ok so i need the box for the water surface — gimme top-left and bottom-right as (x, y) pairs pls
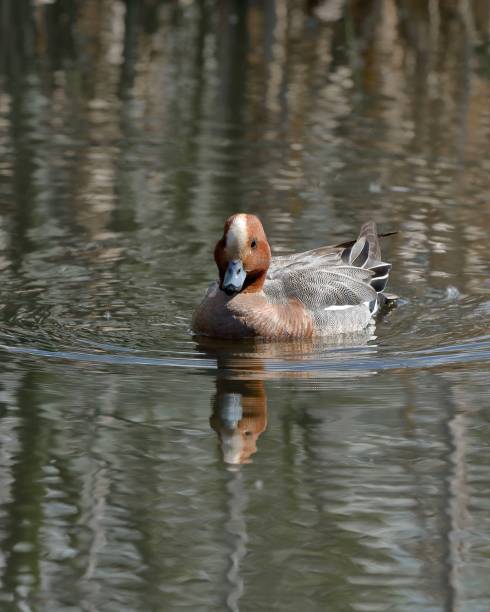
(0, 1), (490, 610)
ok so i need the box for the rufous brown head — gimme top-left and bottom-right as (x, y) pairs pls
(214, 214), (272, 295)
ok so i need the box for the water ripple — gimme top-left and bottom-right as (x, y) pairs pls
(1, 333), (488, 378)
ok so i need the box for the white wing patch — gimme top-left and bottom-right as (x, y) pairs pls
(324, 300), (377, 314)
(323, 304), (356, 311)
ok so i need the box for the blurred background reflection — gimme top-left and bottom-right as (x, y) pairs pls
(0, 1), (490, 611)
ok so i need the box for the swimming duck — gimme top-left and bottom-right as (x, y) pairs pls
(192, 214), (393, 339)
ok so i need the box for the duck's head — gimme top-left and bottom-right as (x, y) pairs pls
(214, 214), (272, 295)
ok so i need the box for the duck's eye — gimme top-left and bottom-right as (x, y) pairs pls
(250, 239), (257, 249)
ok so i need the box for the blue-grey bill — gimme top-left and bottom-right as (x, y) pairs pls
(223, 259), (246, 295)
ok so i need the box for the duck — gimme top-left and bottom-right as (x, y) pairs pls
(192, 214), (394, 339)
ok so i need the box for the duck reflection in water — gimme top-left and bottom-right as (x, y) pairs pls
(197, 330), (377, 465)
(210, 377), (267, 464)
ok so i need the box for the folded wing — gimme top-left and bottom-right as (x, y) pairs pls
(265, 221), (391, 313)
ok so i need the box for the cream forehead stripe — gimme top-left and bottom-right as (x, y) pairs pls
(225, 215), (248, 256)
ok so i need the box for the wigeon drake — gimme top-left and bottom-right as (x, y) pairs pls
(192, 214), (394, 339)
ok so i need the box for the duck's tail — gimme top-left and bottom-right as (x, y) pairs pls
(341, 221), (395, 299)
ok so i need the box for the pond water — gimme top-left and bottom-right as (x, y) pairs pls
(1, 1), (490, 610)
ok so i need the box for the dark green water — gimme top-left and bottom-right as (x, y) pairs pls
(1, 1), (490, 610)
